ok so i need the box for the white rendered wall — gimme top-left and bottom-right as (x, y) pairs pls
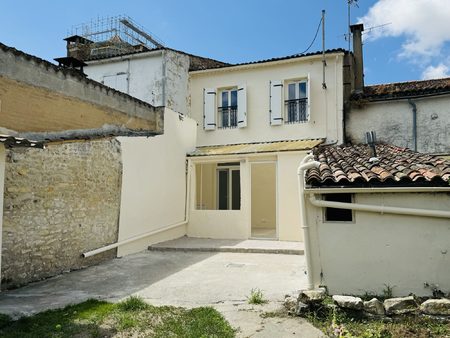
(190, 53), (344, 146)
(277, 152), (306, 241)
(347, 95), (450, 154)
(117, 109), (196, 256)
(307, 192), (450, 296)
(188, 160), (250, 239)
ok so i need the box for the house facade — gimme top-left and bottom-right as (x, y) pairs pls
(187, 50), (347, 241)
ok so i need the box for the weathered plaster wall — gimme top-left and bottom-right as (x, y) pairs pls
(307, 192), (450, 296)
(85, 50), (191, 115)
(346, 95), (450, 154)
(1, 139), (122, 289)
(164, 50), (190, 115)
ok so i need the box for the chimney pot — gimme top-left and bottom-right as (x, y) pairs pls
(350, 23), (364, 93)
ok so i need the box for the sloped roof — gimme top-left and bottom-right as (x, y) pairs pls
(189, 139), (324, 157)
(191, 48), (347, 72)
(306, 143), (450, 187)
(351, 77), (450, 101)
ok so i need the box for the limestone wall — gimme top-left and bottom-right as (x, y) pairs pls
(1, 139), (122, 289)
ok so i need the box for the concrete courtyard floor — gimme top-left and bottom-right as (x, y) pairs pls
(0, 249), (324, 337)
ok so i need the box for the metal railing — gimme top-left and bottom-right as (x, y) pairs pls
(218, 106), (238, 128)
(285, 98), (308, 123)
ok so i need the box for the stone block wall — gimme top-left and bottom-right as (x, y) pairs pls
(1, 139), (122, 289)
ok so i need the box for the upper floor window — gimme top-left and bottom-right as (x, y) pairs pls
(270, 75), (310, 125)
(219, 89), (238, 128)
(203, 85), (247, 130)
(285, 81), (308, 123)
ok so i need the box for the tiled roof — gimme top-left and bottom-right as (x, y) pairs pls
(189, 139), (324, 157)
(306, 143), (450, 187)
(0, 135), (44, 149)
(351, 77), (450, 101)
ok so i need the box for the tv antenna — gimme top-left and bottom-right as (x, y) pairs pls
(346, 0), (359, 51)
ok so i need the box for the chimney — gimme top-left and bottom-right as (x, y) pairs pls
(63, 35), (93, 61)
(350, 23), (364, 93)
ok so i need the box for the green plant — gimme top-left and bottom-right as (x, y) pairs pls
(247, 288), (268, 305)
(116, 295), (149, 312)
(382, 284), (395, 299)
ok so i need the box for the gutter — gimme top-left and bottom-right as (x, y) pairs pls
(297, 154), (321, 290)
(308, 193), (450, 219)
(82, 159), (193, 258)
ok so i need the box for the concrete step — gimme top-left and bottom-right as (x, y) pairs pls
(148, 237), (304, 255)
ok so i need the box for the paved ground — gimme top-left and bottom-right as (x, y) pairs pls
(150, 236), (304, 255)
(0, 249), (324, 337)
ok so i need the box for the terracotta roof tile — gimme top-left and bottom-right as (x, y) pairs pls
(351, 77), (450, 101)
(306, 143), (450, 187)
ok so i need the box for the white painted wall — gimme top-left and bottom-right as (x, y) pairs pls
(347, 95), (450, 154)
(277, 152), (306, 241)
(307, 192), (450, 296)
(85, 50), (191, 115)
(188, 160), (250, 239)
(117, 108), (197, 256)
(0, 144), (5, 289)
(190, 53), (345, 146)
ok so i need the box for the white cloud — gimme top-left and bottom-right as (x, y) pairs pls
(359, 0), (450, 58)
(421, 63), (450, 79)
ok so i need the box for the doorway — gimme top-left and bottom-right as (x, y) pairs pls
(251, 162), (277, 239)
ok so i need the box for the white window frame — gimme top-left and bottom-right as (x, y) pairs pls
(218, 87), (238, 129)
(216, 165), (240, 210)
(284, 78), (309, 124)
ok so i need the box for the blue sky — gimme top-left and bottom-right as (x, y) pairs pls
(1, 0), (449, 85)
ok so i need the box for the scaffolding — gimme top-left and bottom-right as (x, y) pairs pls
(67, 15), (165, 59)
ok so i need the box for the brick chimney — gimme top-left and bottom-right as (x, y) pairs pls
(350, 23), (364, 93)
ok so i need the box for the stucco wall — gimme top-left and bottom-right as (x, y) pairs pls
(251, 163), (276, 229)
(2, 140), (122, 289)
(307, 192), (450, 296)
(277, 152), (305, 241)
(189, 53), (344, 146)
(346, 95), (450, 154)
(85, 50), (191, 115)
(117, 108), (197, 256)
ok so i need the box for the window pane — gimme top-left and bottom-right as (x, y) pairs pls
(288, 83), (296, 100)
(324, 194), (353, 221)
(230, 90), (238, 106)
(299, 82), (307, 99)
(218, 170), (229, 210)
(231, 170), (240, 210)
(222, 91), (228, 107)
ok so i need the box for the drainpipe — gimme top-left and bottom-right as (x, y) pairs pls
(82, 159), (193, 258)
(308, 194), (450, 219)
(297, 154), (321, 290)
(408, 99), (417, 151)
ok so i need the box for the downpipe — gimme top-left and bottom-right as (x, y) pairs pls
(82, 160), (193, 258)
(297, 154), (321, 290)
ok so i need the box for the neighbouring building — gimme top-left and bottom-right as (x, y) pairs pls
(0, 41), (163, 289)
(303, 143), (450, 296)
(345, 23), (450, 155)
(347, 78), (450, 154)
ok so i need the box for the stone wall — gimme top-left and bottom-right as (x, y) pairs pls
(1, 139), (122, 289)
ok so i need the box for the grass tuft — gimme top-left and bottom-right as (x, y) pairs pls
(247, 288), (268, 305)
(116, 295), (149, 312)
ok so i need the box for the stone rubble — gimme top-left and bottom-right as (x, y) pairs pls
(332, 295), (363, 310)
